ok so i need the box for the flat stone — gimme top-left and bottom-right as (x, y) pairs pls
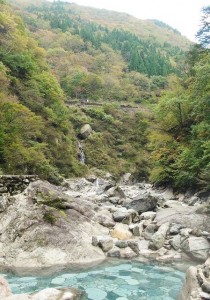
(51, 277), (65, 285)
(86, 287), (107, 300)
(125, 278), (139, 285)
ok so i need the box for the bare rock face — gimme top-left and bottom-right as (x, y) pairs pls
(0, 180), (107, 272)
(155, 206), (210, 232)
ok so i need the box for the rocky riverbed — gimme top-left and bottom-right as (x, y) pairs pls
(0, 174), (210, 299)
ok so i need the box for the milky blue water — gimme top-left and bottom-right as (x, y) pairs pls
(1, 261), (185, 300)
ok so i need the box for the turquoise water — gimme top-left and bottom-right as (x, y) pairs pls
(1, 261), (185, 300)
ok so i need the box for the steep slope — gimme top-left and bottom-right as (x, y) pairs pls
(0, 0), (86, 181)
(8, 0), (191, 78)
(9, 0), (191, 50)
(0, 0), (152, 180)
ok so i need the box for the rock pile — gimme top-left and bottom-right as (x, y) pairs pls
(0, 175), (38, 196)
(0, 174), (210, 300)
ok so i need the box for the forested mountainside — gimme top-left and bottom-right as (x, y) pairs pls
(9, 0), (190, 79)
(0, 0), (209, 190)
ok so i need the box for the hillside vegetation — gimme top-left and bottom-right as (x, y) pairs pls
(0, 0), (209, 190)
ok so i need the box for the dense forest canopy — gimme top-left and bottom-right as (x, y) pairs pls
(0, 0), (209, 191)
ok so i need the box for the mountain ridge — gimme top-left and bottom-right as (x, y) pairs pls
(8, 0), (192, 50)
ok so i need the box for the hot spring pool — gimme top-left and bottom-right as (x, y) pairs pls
(1, 261), (185, 300)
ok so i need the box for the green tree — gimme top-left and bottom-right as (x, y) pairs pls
(196, 6), (210, 48)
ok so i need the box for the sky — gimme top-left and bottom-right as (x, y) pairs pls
(69, 0), (209, 42)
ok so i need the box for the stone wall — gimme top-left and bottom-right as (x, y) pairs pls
(0, 175), (39, 195)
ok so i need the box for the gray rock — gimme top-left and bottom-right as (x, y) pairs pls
(96, 215), (115, 228)
(149, 222), (170, 250)
(80, 124), (92, 139)
(92, 236), (100, 246)
(112, 208), (137, 225)
(185, 196), (200, 206)
(140, 211), (156, 220)
(155, 206), (210, 232)
(120, 247), (138, 259)
(0, 180), (109, 270)
(138, 239), (150, 251)
(200, 292), (210, 300)
(115, 240), (128, 248)
(107, 247), (121, 258)
(109, 197), (120, 204)
(143, 223), (158, 240)
(112, 209), (130, 222)
(127, 240), (139, 254)
(163, 200), (183, 208)
(181, 237), (210, 261)
(171, 234), (181, 250)
(106, 186), (125, 199)
(180, 228), (192, 237)
(119, 173), (134, 185)
(98, 237), (114, 252)
(129, 224), (140, 236)
(126, 193), (158, 213)
(0, 195), (9, 212)
(169, 223), (183, 234)
(202, 282), (210, 293)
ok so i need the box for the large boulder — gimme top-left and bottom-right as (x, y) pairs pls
(155, 206), (210, 232)
(80, 124), (92, 139)
(177, 266), (201, 300)
(149, 222), (170, 250)
(112, 208), (137, 224)
(0, 181), (108, 272)
(126, 193), (158, 213)
(110, 224), (133, 240)
(181, 237), (210, 261)
(112, 208), (130, 222)
(0, 276), (11, 298)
